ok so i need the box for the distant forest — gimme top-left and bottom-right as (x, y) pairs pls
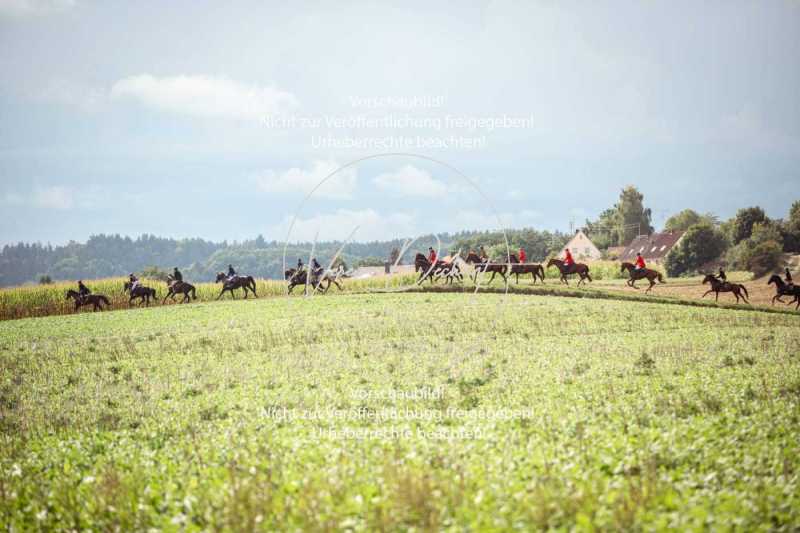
(0, 229), (570, 287)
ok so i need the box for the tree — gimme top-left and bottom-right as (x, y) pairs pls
(664, 209), (718, 232)
(783, 200), (800, 252)
(727, 221), (784, 276)
(664, 223), (728, 276)
(585, 186), (653, 248)
(729, 207), (768, 245)
(389, 247), (401, 265)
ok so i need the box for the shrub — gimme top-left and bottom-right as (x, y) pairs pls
(664, 223), (728, 276)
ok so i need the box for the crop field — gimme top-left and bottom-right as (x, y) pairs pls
(1, 291), (799, 530)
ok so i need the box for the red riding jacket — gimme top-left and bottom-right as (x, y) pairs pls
(635, 255), (646, 269)
(563, 250), (574, 266)
(518, 249), (526, 263)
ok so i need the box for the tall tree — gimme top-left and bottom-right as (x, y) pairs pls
(585, 186), (653, 247)
(729, 206), (768, 245)
(664, 209), (718, 232)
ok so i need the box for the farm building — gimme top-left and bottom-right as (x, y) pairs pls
(563, 229), (602, 260)
(619, 230), (685, 264)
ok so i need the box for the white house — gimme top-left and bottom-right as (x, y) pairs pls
(563, 229), (602, 260)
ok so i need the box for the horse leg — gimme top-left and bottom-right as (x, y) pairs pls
(646, 279), (655, 293)
(487, 271), (497, 284)
(701, 290), (713, 299)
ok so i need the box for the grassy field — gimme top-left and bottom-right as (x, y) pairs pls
(1, 291), (799, 530)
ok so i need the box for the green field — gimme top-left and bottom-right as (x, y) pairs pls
(2, 292), (799, 530)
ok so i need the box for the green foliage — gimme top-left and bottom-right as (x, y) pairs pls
(663, 209), (718, 231)
(586, 186), (653, 247)
(729, 206), (768, 245)
(1, 293), (799, 530)
(355, 256), (386, 267)
(726, 222), (784, 276)
(140, 265), (170, 282)
(782, 200), (800, 252)
(664, 223), (728, 276)
(38, 275), (52, 285)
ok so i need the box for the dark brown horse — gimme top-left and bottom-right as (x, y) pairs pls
(215, 272), (257, 299)
(413, 253), (462, 284)
(620, 262), (665, 293)
(163, 276), (197, 303)
(546, 258), (592, 286)
(123, 281), (157, 306)
(508, 253), (545, 284)
(66, 289), (110, 311)
(465, 251), (507, 284)
(767, 274), (800, 309)
(285, 268), (342, 294)
(701, 274), (749, 304)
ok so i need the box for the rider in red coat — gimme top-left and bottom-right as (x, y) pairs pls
(635, 253), (646, 270)
(428, 247), (437, 264)
(563, 248), (574, 267)
(518, 247), (526, 263)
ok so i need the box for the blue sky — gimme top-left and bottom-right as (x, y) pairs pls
(1, 0), (798, 245)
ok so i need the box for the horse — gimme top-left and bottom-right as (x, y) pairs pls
(620, 262), (665, 293)
(215, 272), (258, 300)
(767, 274), (800, 309)
(414, 253), (463, 284)
(546, 258), (592, 286)
(464, 251), (507, 284)
(65, 289), (110, 312)
(123, 281), (157, 306)
(508, 253), (545, 285)
(701, 274), (749, 304)
(163, 275), (197, 304)
(285, 268), (343, 294)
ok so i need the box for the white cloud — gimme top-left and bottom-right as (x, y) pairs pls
(271, 208), (418, 242)
(372, 165), (449, 198)
(0, 0), (75, 17)
(450, 209), (542, 232)
(255, 160), (357, 199)
(110, 74), (298, 121)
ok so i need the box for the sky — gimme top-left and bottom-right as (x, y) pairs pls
(1, 0), (798, 245)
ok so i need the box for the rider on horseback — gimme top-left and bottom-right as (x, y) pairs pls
(786, 267), (794, 288)
(227, 264), (236, 279)
(77, 280), (91, 297)
(518, 247), (527, 264)
(717, 267), (727, 284)
(129, 273), (139, 290)
(297, 258), (304, 271)
(635, 253), (646, 271)
(311, 258), (323, 277)
(428, 247), (437, 264)
(479, 246), (488, 261)
(563, 249), (574, 268)
(172, 267), (183, 283)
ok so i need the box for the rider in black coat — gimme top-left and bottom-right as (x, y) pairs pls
(228, 264), (236, 278)
(173, 267), (183, 283)
(77, 280), (91, 296)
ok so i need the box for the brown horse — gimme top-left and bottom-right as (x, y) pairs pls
(702, 274), (749, 304)
(546, 258), (592, 286)
(66, 289), (110, 311)
(163, 276), (197, 303)
(215, 272), (257, 299)
(465, 251), (507, 284)
(414, 253), (462, 284)
(508, 253), (545, 284)
(620, 262), (665, 293)
(123, 281), (157, 306)
(767, 274), (800, 309)
(285, 268), (342, 294)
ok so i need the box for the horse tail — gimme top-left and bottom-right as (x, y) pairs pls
(191, 286), (197, 300)
(584, 265), (592, 282)
(657, 272), (665, 283)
